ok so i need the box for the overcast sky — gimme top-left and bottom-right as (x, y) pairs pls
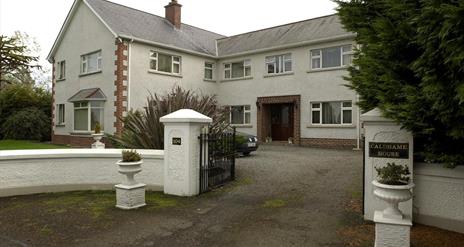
(0, 0), (338, 69)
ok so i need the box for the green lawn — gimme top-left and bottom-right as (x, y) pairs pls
(0, 140), (68, 150)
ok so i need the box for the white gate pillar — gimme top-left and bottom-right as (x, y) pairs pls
(160, 109), (212, 196)
(362, 108), (414, 220)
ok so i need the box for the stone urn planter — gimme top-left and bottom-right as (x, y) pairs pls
(115, 150), (146, 209)
(372, 180), (414, 219)
(91, 122), (105, 149)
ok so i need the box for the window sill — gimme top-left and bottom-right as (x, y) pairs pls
(148, 70), (183, 78)
(203, 79), (216, 83)
(307, 67), (348, 73)
(79, 70), (102, 77)
(263, 72), (294, 78)
(55, 124), (66, 127)
(56, 78), (66, 82)
(230, 124), (253, 128)
(306, 124), (356, 128)
(221, 76), (253, 82)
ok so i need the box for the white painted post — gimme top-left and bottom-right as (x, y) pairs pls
(160, 109), (212, 196)
(362, 108), (414, 247)
(362, 108), (414, 220)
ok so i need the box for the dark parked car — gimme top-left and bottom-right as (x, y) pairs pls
(235, 132), (259, 156)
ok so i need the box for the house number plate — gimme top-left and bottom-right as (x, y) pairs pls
(172, 137), (182, 145)
(368, 142), (409, 159)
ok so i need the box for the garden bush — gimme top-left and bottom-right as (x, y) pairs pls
(1, 107), (50, 141)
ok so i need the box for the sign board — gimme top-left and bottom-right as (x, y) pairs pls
(369, 142), (409, 159)
(172, 137), (182, 145)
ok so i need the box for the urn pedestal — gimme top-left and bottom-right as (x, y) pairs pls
(91, 133), (105, 149)
(115, 160), (146, 209)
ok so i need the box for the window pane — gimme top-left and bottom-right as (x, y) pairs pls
(225, 70), (231, 78)
(231, 106), (244, 124)
(150, 51), (157, 58)
(158, 54), (172, 73)
(312, 58), (321, 69)
(267, 63), (275, 74)
(74, 109), (88, 131)
(342, 45), (352, 52)
(205, 69), (213, 79)
(91, 108), (103, 131)
(322, 47), (341, 68)
(311, 50), (321, 56)
(224, 64), (231, 69)
(275, 57), (281, 73)
(244, 67), (251, 77)
(343, 110), (352, 124)
(343, 54), (352, 66)
(205, 62), (213, 69)
(312, 111), (320, 124)
(245, 112), (250, 124)
(244, 105), (250, 111)
(173, 56), (180, 62)
(150, 59), (157, 70)
(284, 60), (292, 72)
(312, 103), (320, 109)
(322, 102), (341, 124)
(87, 53), (99, 72)
(173, 63), (180, 74)
(91, 101), (103, 107)
(342, 101), (352, 107)
(232, 62), (244, 78)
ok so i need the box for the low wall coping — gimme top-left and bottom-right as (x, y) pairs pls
(0, 149), (164, 161)
(415, 162), (464, 179)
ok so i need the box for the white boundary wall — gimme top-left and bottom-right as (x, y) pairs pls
(0, 149), (164, 197)
(414, 162), (464, 233)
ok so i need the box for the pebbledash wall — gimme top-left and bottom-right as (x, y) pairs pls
(0, 149), (164, 197)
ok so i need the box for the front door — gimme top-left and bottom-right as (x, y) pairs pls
(270, 104), (294, 141)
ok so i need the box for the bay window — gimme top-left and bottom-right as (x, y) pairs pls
(228, 105), (251, 125)
(266, 54), (292, 74)
(73, 101), (104, 132)
(81, 51), (102, 74)
(149, 51), (181, 75)
(310, 45), (353, 70)
(311, 101), (352, 125)
(224, 60), (251, 79)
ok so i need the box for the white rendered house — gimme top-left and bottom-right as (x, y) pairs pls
(48, 0), (359, 148)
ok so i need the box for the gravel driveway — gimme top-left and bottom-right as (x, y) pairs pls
(0, 145), (363, 247)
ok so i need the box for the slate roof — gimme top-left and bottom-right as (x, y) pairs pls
(68, 88), (107, 102)
(217, 14), (354, 57)
(86, 0), (225, 56)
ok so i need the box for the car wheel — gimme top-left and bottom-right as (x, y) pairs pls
(243, 152), (251, 156)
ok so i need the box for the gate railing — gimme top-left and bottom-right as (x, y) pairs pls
(199, 127), (236, 193)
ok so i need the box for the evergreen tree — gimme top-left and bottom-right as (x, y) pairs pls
(336, 0), (464, 167)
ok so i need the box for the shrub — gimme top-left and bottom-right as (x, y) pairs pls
(108, 86), (229, 149)
(336, 0), (464, 167)
(121, 150), (142, 162)
(0, 84), (51, 140)
(1, 107), (50, 141)
(375, 163), (410, 185)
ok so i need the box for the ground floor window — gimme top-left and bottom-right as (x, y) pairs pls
(73, 101), (104, 131)
(228, 105), (251, 125)
(311, 101), (352, 125)
(56, 104), (65, 125)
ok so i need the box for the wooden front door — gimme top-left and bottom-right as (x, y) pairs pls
(270, 104), (294, 141)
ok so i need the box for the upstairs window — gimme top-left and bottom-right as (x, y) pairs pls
(204, 62), (214, 80)
(81, 51), (102, 74)
(150, 51), (181, 75)
(228, 105), (251, 125)
(57, 61), (66, 80)
(310, 45), (353, 70)
(265, 54), (292, 74)
(311, 101), (352, 125)
(224, 60), (251, 79)
(56, 104), (65, 125)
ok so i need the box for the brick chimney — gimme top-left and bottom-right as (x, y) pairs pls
(165, 0), (182, 29)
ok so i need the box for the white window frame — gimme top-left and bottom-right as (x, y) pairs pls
(228, 105), (251, 125)
(57, 61), (66, 80)
(310, 101), (353, 125)
(56, 104), (65, 125)
(149, 51), (182, 75)
(73, 101), (104, 132)
(265, 53), (292, 74)
(310, 45), (353, 70)
(223, 59), (252, 79)
(80, 50), (102, 75)
(204, 62), (214, 80)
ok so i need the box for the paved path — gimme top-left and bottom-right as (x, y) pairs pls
(100, 145), (362, 247)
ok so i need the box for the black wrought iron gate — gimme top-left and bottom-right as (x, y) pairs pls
(199, 127), (236, 193)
